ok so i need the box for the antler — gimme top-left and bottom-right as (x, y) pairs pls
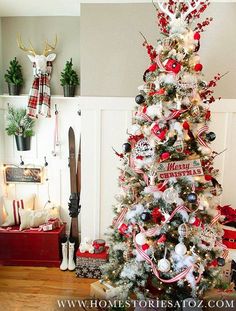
(157, 0), (175, 21)
(43, 35), (57, 56)
(17, 35), (36, 56)
(182, 0), (201, 20)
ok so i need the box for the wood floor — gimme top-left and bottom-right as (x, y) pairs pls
(0, 266), (95, 311)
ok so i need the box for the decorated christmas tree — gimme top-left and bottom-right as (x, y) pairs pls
(101, 0), (229, 305)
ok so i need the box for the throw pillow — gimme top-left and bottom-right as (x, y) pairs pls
(2, 195), (35, 227)
(19, 208), (48, 231)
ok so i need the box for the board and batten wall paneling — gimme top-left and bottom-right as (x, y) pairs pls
(80, 3), (236, 98)
(79, 97), (236, 241)
(0, 96), (81, 232)
(1, 16), (80, 96)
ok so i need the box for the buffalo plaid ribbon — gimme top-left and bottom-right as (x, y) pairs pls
(27, 62), (52, 118)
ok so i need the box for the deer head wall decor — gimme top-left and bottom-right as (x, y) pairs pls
(17, 35), (57, 118)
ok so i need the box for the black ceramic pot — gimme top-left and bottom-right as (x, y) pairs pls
(15, 136), (31, 151)
(63, 85), (76, 97)
(8, 84), (21, 96)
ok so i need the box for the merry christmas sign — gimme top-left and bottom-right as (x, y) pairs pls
(157, 159), (203, 180)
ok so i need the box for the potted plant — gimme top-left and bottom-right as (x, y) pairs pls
(60, 58), (79, 97)
(4, 57), (24, 95)
(5, 106), (35, 151)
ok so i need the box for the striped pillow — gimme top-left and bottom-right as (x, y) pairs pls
(2, 196), (35, 227)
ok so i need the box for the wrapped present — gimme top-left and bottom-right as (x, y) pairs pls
(39, 218), (61, 231)
(76, 247), (109, 278)
(93, 239), (105, 254)
(90, 280), (115, 300)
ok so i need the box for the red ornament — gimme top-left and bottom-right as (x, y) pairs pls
(142, 244), (150, 251)
(157, 88), (165, 95)
(164, 59), (181, 74)
(189, 216), (201, 227)
(149, 63), (157, 72)
(151, 123), (167, 141)
(194, 63), (203, 72)
(209, 259), (218, 267)
(205, 175), (212, 181)
(152, 208), (165, 224)
(183, 121), (190, 130)
(157, 182), (167, 192)
(118, 223), (128, 235)
(160, 152), (170, 161)
(205, 110), (211, 121)
(194, 32), (201, 40)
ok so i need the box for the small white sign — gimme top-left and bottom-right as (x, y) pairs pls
(157, 159), (203, 180)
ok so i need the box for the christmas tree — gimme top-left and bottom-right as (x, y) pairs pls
(101, 0), (228, 305)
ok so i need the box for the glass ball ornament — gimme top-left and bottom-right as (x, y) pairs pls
(187, 192), (197, 203)
(175, 243), (187, 256)
(140, 212), (151, 222)
(163, 187), (179, 204)
(135, 94), (145, 105)
(206, 132), (216, 142)
(158, 258), (171, 272)
(135, 233), (147, 245)
(217, 257), (225, 267)
(122, 142), (131, 153)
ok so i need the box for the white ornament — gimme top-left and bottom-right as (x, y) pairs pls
(178, 223), (188, 238)
(135, 233), (147, 246)
(198, 146), (212, 156)
(163, 187), (179, 204)
(158, 258), (171, 272)
(175, 243), (187, 256)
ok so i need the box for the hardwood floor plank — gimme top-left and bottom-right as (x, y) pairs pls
(0, 266), (96, 311)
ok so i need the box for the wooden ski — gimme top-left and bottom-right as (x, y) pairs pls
(68, 127), (80, 251)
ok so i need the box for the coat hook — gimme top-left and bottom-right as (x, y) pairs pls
(44, 156), (48, 167)
(20, 155), (24, 166)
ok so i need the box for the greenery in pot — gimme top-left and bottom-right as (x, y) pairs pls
(4, 57), (24, 91)
(6, 106), (35, 138)
(60, 58), (79, 97)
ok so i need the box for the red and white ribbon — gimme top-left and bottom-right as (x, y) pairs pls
(133, 231), (194, 283)
(197, 125), (209, 148)
(215, 240), (229, 259)
(112, 207), (129, 228)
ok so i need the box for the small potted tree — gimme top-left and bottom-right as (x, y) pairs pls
(5, 106), (35, 151)
(60, 58), (79, 97)
(4, 57), (24, 95)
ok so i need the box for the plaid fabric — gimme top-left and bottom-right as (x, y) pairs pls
(27, 62), (52, 118)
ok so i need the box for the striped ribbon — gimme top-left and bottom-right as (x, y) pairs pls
(215, 240), (229, 259)
(136, 111), (153, 122)
(133, 231), (194, 283)
(130, 156), (149, 185)
(210, 212), (221, 225)
(197, 125), (209, 148)
(156, 54), (166, 71)
(112, 207), (129, 228)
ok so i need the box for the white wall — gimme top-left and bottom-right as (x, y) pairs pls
(0, 95), (81, 232)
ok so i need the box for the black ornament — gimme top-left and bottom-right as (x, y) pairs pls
(122, 143), (131, 153)
(217, 257), (225, 267)
(206, 132), (216, 142)
(187, 193), (197, 203)
(140, 212), (151, 222)
(135, 94), (145, 105)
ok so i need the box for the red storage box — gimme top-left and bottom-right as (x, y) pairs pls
(0, 224), (66, 267)
(76, 247), (109, 278)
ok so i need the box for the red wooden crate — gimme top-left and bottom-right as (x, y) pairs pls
(0, 224), (66, 267)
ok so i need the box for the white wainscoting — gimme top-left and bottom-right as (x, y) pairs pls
(0, 96), (236, 241)
(78, 97), (236, 241)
